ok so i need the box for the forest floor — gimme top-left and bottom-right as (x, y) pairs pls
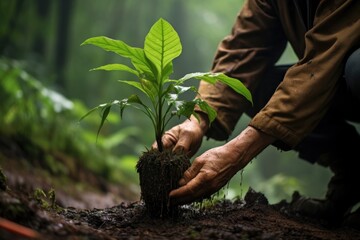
(1, 143), (360, 240)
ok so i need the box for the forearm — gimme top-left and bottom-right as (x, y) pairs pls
(226, 126), (276, 170)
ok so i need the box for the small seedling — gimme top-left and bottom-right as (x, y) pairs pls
(81, 18), (252, 217)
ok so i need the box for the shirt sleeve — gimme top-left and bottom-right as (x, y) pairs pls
(249, 0), (360, 147)
(197, 0), (287, 140)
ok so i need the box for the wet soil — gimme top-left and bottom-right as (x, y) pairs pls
(136, 149), (190, 218)
(1, 150), (360, 239)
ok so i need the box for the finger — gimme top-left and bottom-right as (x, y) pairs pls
(162, 131), (178, 149)
(151, 141), (158, 149)
(170, 173), (210, 205)
(173, 136), (191, 154)
(169, 184), (196, 205)
(179, 158), (204, 186)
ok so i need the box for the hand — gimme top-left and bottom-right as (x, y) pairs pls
(169, 144), (243, 205)
(169, 126), (276, 205)
(152, 113), (209, 157)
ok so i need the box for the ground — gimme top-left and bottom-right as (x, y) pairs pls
(1, 148), (360, 239)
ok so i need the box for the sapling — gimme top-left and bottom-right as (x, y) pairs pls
(81, 18), (252, 217)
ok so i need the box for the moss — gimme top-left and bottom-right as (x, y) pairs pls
(33, 188), (63, 212)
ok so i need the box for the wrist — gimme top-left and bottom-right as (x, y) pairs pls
(229, 126), (275, 164)
(191, 111), (210, 135)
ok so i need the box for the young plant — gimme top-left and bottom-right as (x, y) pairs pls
(81, 18), (252, 217)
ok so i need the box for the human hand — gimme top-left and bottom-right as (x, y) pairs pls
(169, 143), (245, 205)
(169, 126), (275, 205)
(152, 113), (209, 157)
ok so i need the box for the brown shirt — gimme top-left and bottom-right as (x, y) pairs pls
(198, 0), (360, 148)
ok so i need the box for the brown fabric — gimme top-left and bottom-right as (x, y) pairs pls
(198, 0), (360, 148)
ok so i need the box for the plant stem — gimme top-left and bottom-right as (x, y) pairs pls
(156, 80), (164, 152)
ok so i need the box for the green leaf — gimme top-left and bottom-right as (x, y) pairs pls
(79, 105), (101, 122)
(91, 64), (139, 77)
(175, 101), (196, 119)
(144, 18), (182, 81)
(211, 73), (252, 104)
(172, 99), (217, 123)
(194, 99), (217, 123)
(118, 80), (149, 97)
(119, 95), (153, 122)
(79, 100), (121, 140)
(173, 85), (198, 94)
(140, 78), (157, 101)
(162, 62), (174, 81)
(179, 72), (216, 83)
(180, 72), (253, 104)
(81, 36), (154, 79)
(98, 105), (111, 138)
(127, 94), (143, 104)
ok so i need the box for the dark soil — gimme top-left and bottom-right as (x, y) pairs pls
(136, 148), (190, 218)
(1, 146), (360, 239)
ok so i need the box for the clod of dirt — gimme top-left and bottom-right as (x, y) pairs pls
(136, 148), (190, 218)
(244, 187), (269, 205)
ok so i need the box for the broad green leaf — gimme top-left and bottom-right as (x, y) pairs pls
(140, 78), (158, 102)
(162, 62), (174, 81)
(144, 18), (182, 80)
(180, 72), (253, 104)
(173, 85), (198, 94)
(91, 64), (139, 77)
(206, 73), (252, 104)
(179, 72), (216, 83)
(163, 84), (197, 100)
(194, 98), (217, 123)
(81, 36), (154, 79)
(175, 101), (196, 119)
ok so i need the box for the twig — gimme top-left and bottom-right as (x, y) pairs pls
(0, 217), (40, 239)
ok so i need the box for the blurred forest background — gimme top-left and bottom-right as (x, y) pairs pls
(2, 0), (351, 204)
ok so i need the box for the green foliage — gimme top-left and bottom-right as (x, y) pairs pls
(0, 58), (73, 150)
(0, 58), (139, 184)
(81, 18), (252, 151)
(255, 174), (304, 203)
(33, 188), (62, 212)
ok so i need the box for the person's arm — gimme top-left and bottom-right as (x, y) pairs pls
(169, 126), (275, 205)
(197, 0), (287, 141)
(250, 0), (360, 148)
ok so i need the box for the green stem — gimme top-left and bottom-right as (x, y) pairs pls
(155, 77), (164, 152)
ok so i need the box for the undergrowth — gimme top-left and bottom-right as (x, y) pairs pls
(0, 58), (138, 184)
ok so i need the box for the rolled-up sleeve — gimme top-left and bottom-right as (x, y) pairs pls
(250, 0), (360, 147)
(197, 0), (287, 140)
